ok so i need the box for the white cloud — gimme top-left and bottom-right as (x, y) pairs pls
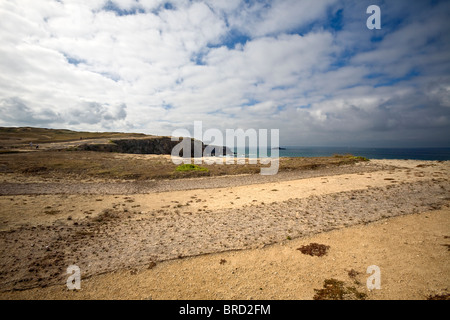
(227, 0), (337, 37)
(0, 0), (449, 147)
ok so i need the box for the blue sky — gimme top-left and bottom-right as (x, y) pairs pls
(0, 0), (449, 147)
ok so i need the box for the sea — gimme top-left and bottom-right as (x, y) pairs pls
(233, 146), (450, 161)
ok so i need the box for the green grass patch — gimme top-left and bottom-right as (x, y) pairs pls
(351, 156), (370, 161)
(175, 164), (209, 172)
(333, 154), (369, 162)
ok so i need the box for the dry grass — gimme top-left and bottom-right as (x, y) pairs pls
(0, 150), (366, 181)
(0, 126), (368, 180)
(0, 126), (146, 146)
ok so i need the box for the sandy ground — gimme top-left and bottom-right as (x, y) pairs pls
(2, 208), (448, 300)
(0, 159), (449, 299)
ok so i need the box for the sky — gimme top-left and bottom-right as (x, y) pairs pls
(0, 0), (449, 148)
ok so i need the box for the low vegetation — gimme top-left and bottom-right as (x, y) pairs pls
(351, 156), (370, 161)
(175, 164), (209, 172)
(0, 126), (146, 146)
(0, 127), (370, 181)
(0, 151), (369, 181)
(297, 243), (330, 257)
(313, 278), (367, 300)
(427, 293), (450, 300)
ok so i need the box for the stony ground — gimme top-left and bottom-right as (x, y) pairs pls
(0, 159), (448, 299)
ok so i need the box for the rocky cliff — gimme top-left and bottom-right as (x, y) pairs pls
(76, 137), (232, 157)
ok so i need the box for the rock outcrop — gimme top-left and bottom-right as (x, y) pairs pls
(76, 137), (232, 157)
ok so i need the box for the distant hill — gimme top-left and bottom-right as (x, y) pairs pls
(0, 126), (148, 145)
(0, 126), (233, 156)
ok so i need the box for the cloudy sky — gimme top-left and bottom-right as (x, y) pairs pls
(1, 0), (449, 147)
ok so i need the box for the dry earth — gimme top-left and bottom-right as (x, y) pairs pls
(0, 159), (449, 299)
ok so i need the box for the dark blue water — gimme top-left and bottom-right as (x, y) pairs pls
(234, 146), (450, 161)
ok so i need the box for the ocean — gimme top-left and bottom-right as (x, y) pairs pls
(233, 146), (450, 161)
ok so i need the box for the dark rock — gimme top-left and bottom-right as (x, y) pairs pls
(75, 137), (233, 157)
